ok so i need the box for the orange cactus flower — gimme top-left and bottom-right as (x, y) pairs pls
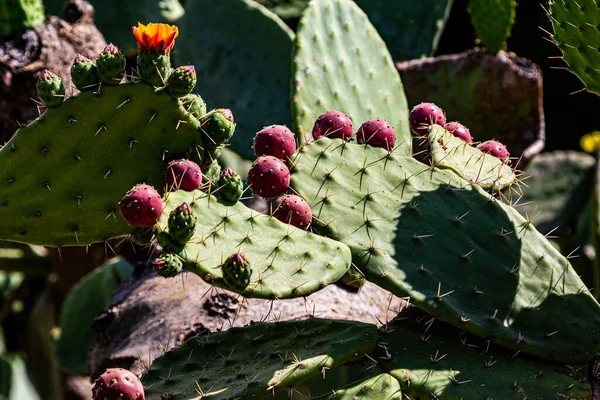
(132, 22), (179, 53)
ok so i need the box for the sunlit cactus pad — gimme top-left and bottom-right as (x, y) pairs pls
(377, 309), (591, 399)
(428, 125), (516, 191)
(0, 83), (203, 246)
(290, 138), (600, 365)
(291, 0), (411, 154)
(142, 318), (378, 399)
(314, 373), (401, 399)
(155, 190), (352, 299)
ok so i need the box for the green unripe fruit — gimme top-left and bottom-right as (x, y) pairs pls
(203, 162), (222, 185)
(137, 51), (171, 87)
(152, 253), (183, 278)
(96, 43), (125, 86)
(217, 167), (243, 203)
(167, 65), (197, 98)
(167, 202), (196, 245)
(181, 94), (207, 120)
(221, 253), (252, 291)
(70, 54), (99, 91)
(199, 108), (236, 148)
(36, 69), (65, 107)
(130, 226), (154, 246)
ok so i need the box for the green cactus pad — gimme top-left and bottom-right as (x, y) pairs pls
(45, 0), (184, 56)
(377, 309), (591, 399)
(142, 318), (378, 399)
(155, 189), (351, 299)
(314, 373), (401, 399)
(0, 82), (204, 247)
(290, 138), (600, 365)
(55, 257), (132, 374)
(175, 0), (294, 160)
(354, 0), (453, 61)
(0, 0), (45, 36)
(428, 125), (516, 191)
(468, 0), (516, 53)
(548, 0), (600, 95)
(516, 150), (595, 235)
(291, 0), (411, 155)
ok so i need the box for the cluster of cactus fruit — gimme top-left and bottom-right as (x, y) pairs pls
(3, 6), (600, 398)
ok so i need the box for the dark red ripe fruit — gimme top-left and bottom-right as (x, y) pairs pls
(165, 159), (202, 190)
(444, 121), (472, 144)
(92, 368), (145, 400)
(409, 102), (446, 136)
(312, 110), (354, 140)
(119, 184), (163, 228)
(273, 194), (312, 229)
(356, 118), (396, 150)
(253, 125), (297, 160)
(247, 156), (290, 199)
(477, 140), (510, 163)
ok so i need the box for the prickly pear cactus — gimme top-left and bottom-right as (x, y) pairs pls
(377, 309), (591, 399)
(154, 189), (351, 299)
(0, 0), (45, 36)
(428, 125), (516, 191)
(468, 0), (517, 53)
(290, 138), (600, 365)
(0, 48), (205, 246)
(142, 318), (378, 399)
(548, 0), (600, 95)
(316, 373), (401, 399)
(291, 0), (411, 155)
(175, 0), (294, 160)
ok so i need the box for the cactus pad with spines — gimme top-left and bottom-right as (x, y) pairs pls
(377, 309), (591, 399)
(428, 125), (516, 191)
(142, 318), (378, 399)
(176, 0), (294, 160)
(468, 0), (517, 53)
(291, 0), (411, 154)
(314, 373), (401, 399)
(548, 0), (600, 95)
(0, 82), (204, 246)
(155, 189), (351, 299)
(290, 138), (600, 365)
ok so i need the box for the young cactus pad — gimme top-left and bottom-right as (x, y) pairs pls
(428, 125), (516, 191)
(314, 373), (402, 399)
(377, 309), (591, 399)
(154, 190), (351, 299)
(468, 0), (517, 53)
(291, 0), (411, 154)
(142, 318), (378, 399)
(548, 0), (600, 95)
(0, 81), (204, 246)
(290, 138), (600, 365)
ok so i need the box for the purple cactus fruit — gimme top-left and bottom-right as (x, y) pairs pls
(312, 110), (354, 141)
(253, 125), (297, 160)
(273, 194), (312, 229)
(444, 121), (472, 144)
(118, 184), (163, 228)
(477, 140), (510, 164)
(220, 108), (234, 122)
(247, 155), (290, 199)
(165, 159), (203, 191)
(409, 102), (446, 136)
(356, 118), (396, 150)
(92, 368), (145, 400)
